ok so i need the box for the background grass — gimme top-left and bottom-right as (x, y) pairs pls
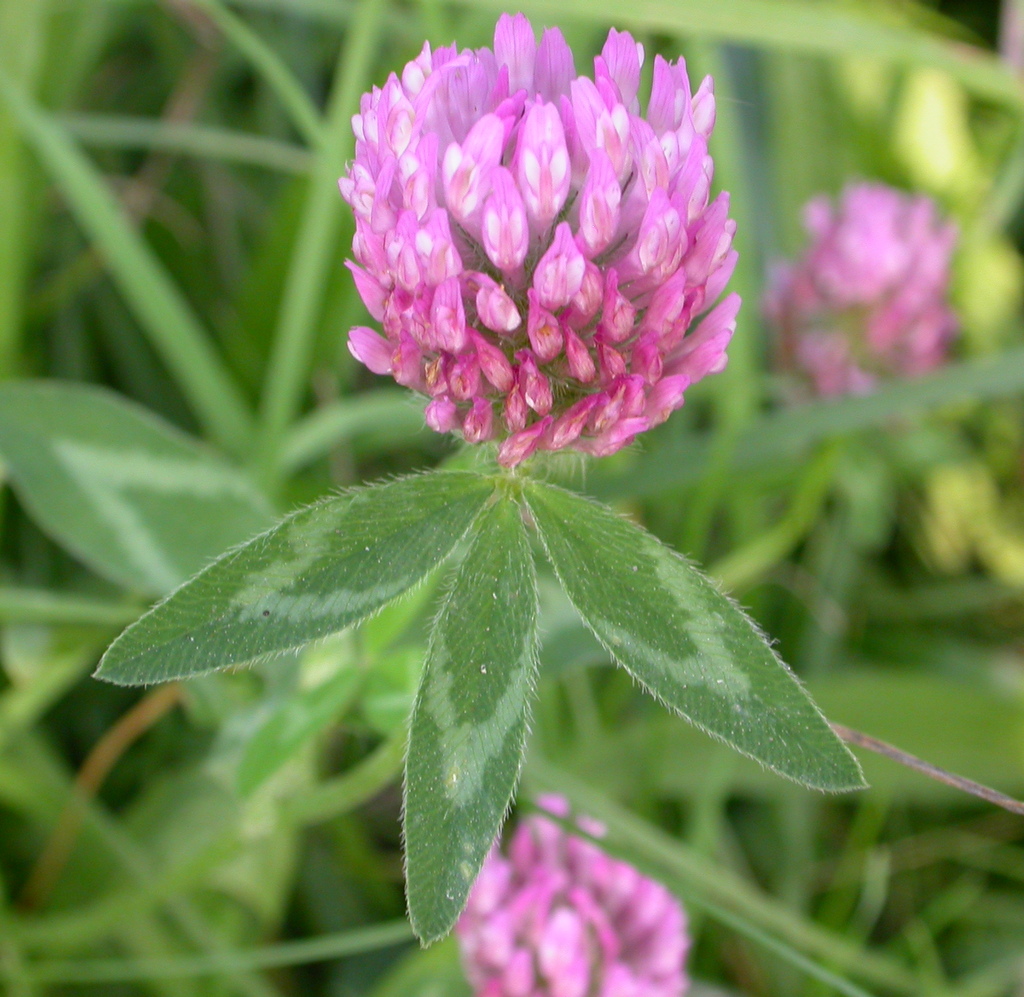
(2, 0), (1024, 994)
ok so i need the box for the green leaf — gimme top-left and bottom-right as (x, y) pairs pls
(96, 472), (494, 685)
(236, 642), (363, 797)
(363, 646), (424, 736)
(524, 482), (864, 792)
(0, 381), (272, 595)
(404, 493), (538, 943)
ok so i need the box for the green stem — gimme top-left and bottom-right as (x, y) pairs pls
(694, 893), (876, 997)
(955, 951), (1024, 997)
(0, 647), (100, 755)
(280, 388), (426, 473)
(255, 0), (387, 488)
(677, 42), (762, 559)
(0, 587), (140, 626)
(11, 736), (280, 997)
(806, 796), (893, 997)
(222, 0), (355, 26)
(797, 494), (859, 675)
(11, 921), (412, 986)
(0, 0), (49, 381)
(681, 751), (736, 938)
(985, 123), (1024, 231)
(15, 833), (240, 951)
(709, 443), (839, 590)
(61, 114), (311, 174)
(562, 669), (601, 745)
(189, 0), (325, 148)
(285, 733), (406, 825)
(0, 867), (35, 997)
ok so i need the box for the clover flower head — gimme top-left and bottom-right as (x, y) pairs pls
(766, 182), (958, 397)
(339, 13), (739, 465)
(456, 795), (690, 997)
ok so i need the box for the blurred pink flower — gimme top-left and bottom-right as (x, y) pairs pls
(766, 182), (958, 397)
(339, 14), (738, 465)
(456, 795), (690, 997)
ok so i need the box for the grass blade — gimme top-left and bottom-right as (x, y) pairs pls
(405, 494), (539, 942)
(0, 589), (140, 627)
(61, 114), (311, 174)
(256, 0), (388, 484)
(0, 69), (255, 457)
(189, 0), (325, 148)
(10, 922), (412, 985)
(280, 388), (427, 472)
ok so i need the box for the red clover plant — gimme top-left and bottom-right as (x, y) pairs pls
(96, 16), (864, 945)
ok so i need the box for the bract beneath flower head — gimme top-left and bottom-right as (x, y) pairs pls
(340, 13), (739, 465)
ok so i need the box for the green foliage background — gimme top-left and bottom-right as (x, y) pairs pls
(3, 0), (1024, 993)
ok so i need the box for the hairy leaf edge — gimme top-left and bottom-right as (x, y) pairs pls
(95, 470), (495, 685)
(523, 481), (866, 794)
(402, 490), (541, 943)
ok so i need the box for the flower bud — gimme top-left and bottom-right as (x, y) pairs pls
(526, 291), (564, 363)
(533, 222), (586, 309)
(482, 167), (530, 273)
(475, 276), (521, 335)
(443, 114), (506, 222)
(348, 326), (392, 375)
(515, 102), (571, 228)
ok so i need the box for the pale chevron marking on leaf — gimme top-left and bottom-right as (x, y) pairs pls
(96, 472), (497, 685)
(233, 581), (417, 624)
(596, 613), (752, 698)
(524, 480), (863, 792)
(226, 491), (416, 617)
(423, 630), (533, 806)
(404, 493), (539, 942)
(649, 552), (753, 695)
(54, 439), (267, 591)
(532, 488), (752, 696)
(54, 440), (262, 498)
(55, 442), (183, 591)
